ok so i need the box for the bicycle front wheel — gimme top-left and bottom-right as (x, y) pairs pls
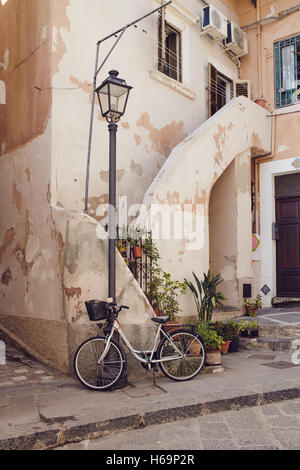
(158, 329), (205, 381)
(74, 336), (126, 391)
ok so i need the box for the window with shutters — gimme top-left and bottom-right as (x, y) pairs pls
(274, 34), (300, 108)
(208, 63), (233, 117)
(158, 14), (182, 83)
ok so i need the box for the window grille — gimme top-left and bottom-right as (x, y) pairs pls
(158, 13), (182, 83)
(274, 34), (300, 108)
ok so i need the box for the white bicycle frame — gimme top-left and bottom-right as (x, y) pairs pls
(97, 319), (192, 367)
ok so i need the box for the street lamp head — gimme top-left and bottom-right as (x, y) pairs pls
(96, 70), (132, 123)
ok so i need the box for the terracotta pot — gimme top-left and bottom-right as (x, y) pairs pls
(205, 347), (221, 365)
(246, 306), (258, 317)
(188, 341), (202, 356)
(255, 98), (267, 108)
(221, 341), (231, 355)
(162, 322), (184, 335)
(132, 246), (143, 259)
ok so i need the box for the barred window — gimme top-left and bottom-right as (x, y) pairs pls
(274, 34), (300, 108)
(158, 13), (182, 83)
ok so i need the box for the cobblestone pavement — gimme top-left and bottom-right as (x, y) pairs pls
(57, 398), (300, 450)
(0, 344), (71, 388)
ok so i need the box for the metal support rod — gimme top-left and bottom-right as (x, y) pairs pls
(84, 42), (100, 213)
(96, 1), (172, 46)
(84, 1), (172, 213)
(96, 27), (128, 77)
(108, 123), (118, 301)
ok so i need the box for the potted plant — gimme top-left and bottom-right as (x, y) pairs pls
(239, 320), (250, 337)
(211, 321), (232, 355)
(156, 272), (188, 331)
(185, 271), (226, 324)
(226, 320), (240, 352)
(245, 294), (262, 317)
(254, 97), (267, 108)
(196, 321), (224, 365)
(248, 319), (259, 338)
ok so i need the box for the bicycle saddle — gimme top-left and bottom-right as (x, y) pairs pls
(151, 316), (170, 324)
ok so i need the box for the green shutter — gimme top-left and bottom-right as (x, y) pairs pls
(274, 35), (299, 108)
(274, 42), (281, 108)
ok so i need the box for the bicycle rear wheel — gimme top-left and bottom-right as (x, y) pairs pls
(158, 329), (205, 381)
(74, 336), (126, 391)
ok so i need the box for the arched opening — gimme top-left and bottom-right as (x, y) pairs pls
(209, 151), (253, 311)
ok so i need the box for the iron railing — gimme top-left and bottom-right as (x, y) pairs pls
(105, 225), (153, 303)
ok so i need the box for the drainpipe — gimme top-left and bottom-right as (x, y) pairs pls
(257, 0), (263, 98)
(254, 111), (276, 233)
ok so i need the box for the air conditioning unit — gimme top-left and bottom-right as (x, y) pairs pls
(225, 22), (248, 57)
(201, 5), (228, 42)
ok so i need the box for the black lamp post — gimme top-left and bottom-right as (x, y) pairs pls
(96, 70), (132, 302)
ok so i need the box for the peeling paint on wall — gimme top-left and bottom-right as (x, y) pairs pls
(0, 227), (15, 263)
(64, 286), (81, 300)
(136, 113), (186, 158)
(25, 167), (31, 182)
(100, 169), (125, 183)
(13, 183), (22, 210)
(1, 267), (12, 286)
(134, 134), (142, 146)
(69, 75), (93, 103)
(52, 0), (70, 76)
(130, 159), (143, 176)
(85, 194), (109, 222)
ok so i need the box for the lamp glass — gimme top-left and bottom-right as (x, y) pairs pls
(96, 72), (132, 123)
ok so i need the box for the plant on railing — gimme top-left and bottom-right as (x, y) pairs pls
(155, 273), (188, 323)
(185, 270), (226, 324)
(143, 239), (188, 321)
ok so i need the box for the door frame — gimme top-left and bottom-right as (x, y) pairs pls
(275, 194), (300, 297)
(259, 158), (300, 306)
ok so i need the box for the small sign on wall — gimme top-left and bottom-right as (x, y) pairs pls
(252, 233), (260, 261)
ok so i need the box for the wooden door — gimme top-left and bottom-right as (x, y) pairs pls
(276, 196), (300, 296)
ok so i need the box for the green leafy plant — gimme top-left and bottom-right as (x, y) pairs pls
(196, 321), (224, 350)
(244, 294), (262, 308)
(155, 273), (188, 322)
(239, 320), (250, 332)
(248, 319), (259, 330)
(144, 240), (187, 321)
(185, 271), (226, 324)
(211, 321), (235, 342)
(225, 319), (240, 337)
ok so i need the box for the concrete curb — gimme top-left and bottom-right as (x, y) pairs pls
(1, 386), (299, 450)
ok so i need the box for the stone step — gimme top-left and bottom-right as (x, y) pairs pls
(272, 297), (300, 307)
(239, 336), (297, 353)
(259, 325), (300, 338)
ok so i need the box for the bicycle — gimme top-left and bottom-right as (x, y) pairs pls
(74, 299), (206, 391)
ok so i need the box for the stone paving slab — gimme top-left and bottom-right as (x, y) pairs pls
(0, 345), (300, 450)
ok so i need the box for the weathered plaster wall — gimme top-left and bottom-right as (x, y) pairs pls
(140, 96), (271, 314)
(225, 0), (300, 304)
(0, 0), (52, 156)
(0, 1), (70, 371)
(59, 209), (156, 377)
(229, 0), (300, 162)
(49, 0), (239, 220)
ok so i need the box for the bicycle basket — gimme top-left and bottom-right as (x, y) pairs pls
(85, 300), (110, 321)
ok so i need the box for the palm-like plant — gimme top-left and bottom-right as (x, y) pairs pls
(185, 270), (226, 323)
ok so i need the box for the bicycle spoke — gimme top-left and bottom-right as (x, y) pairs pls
(158, 330), (205, 381)
(74, 337), (124, 390)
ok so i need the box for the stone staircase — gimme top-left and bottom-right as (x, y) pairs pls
(239, 324), (300, 353)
